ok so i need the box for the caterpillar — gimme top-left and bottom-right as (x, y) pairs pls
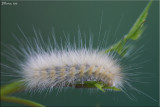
(3, 26), (124, 92)
(21, 39), (123, 90)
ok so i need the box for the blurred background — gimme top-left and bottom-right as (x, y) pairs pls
(1, 0), (159, 107)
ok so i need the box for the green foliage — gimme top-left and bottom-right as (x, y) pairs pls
(105, 0), (152, 57)
(0, 81), (45, 107)
(94, 82), (121, 92)
(1, 96), (45, 107)
(76, 81), (120, 92)
(1, 81), (23, 96)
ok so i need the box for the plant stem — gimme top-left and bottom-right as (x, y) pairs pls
(1, 96), (45, 107)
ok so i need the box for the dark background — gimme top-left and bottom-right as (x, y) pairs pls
(1, 0), (159, 107)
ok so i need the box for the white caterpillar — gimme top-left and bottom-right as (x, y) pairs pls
(22, 48), (123, 89)
(10, 28), (123, 91)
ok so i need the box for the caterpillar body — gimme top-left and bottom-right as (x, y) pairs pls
(22, 48), (123, 90)
(5, 27), (124, 91)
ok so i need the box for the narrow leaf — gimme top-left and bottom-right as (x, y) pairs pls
(105, 0), (152, 56)
(1, 96), (45, 107)
(94, 83), (105, 92)
(1, 81), (24, 96)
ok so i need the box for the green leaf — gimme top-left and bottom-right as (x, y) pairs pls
(1, 81), (46, 107)
(103, 86), (121, 91)
(105, 0), (152, 56)
(125, 0), (152, 40)
(1, 81), (24, 96)
(74, 81), (121, 92)
(1, 96), (45, 107)
(94, 83), (105, 92)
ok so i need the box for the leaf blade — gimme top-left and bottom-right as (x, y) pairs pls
(105, 0), (152, 56)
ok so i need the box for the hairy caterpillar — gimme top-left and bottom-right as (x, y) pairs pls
(2, 26), (124, 91)
(1, 1), (158, 106)
(17, 33), (123, 90)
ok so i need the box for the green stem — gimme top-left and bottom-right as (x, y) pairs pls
(1, 96), (45, 107)
(1, 81), (24, 96)
(1, 81), (45, 107)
